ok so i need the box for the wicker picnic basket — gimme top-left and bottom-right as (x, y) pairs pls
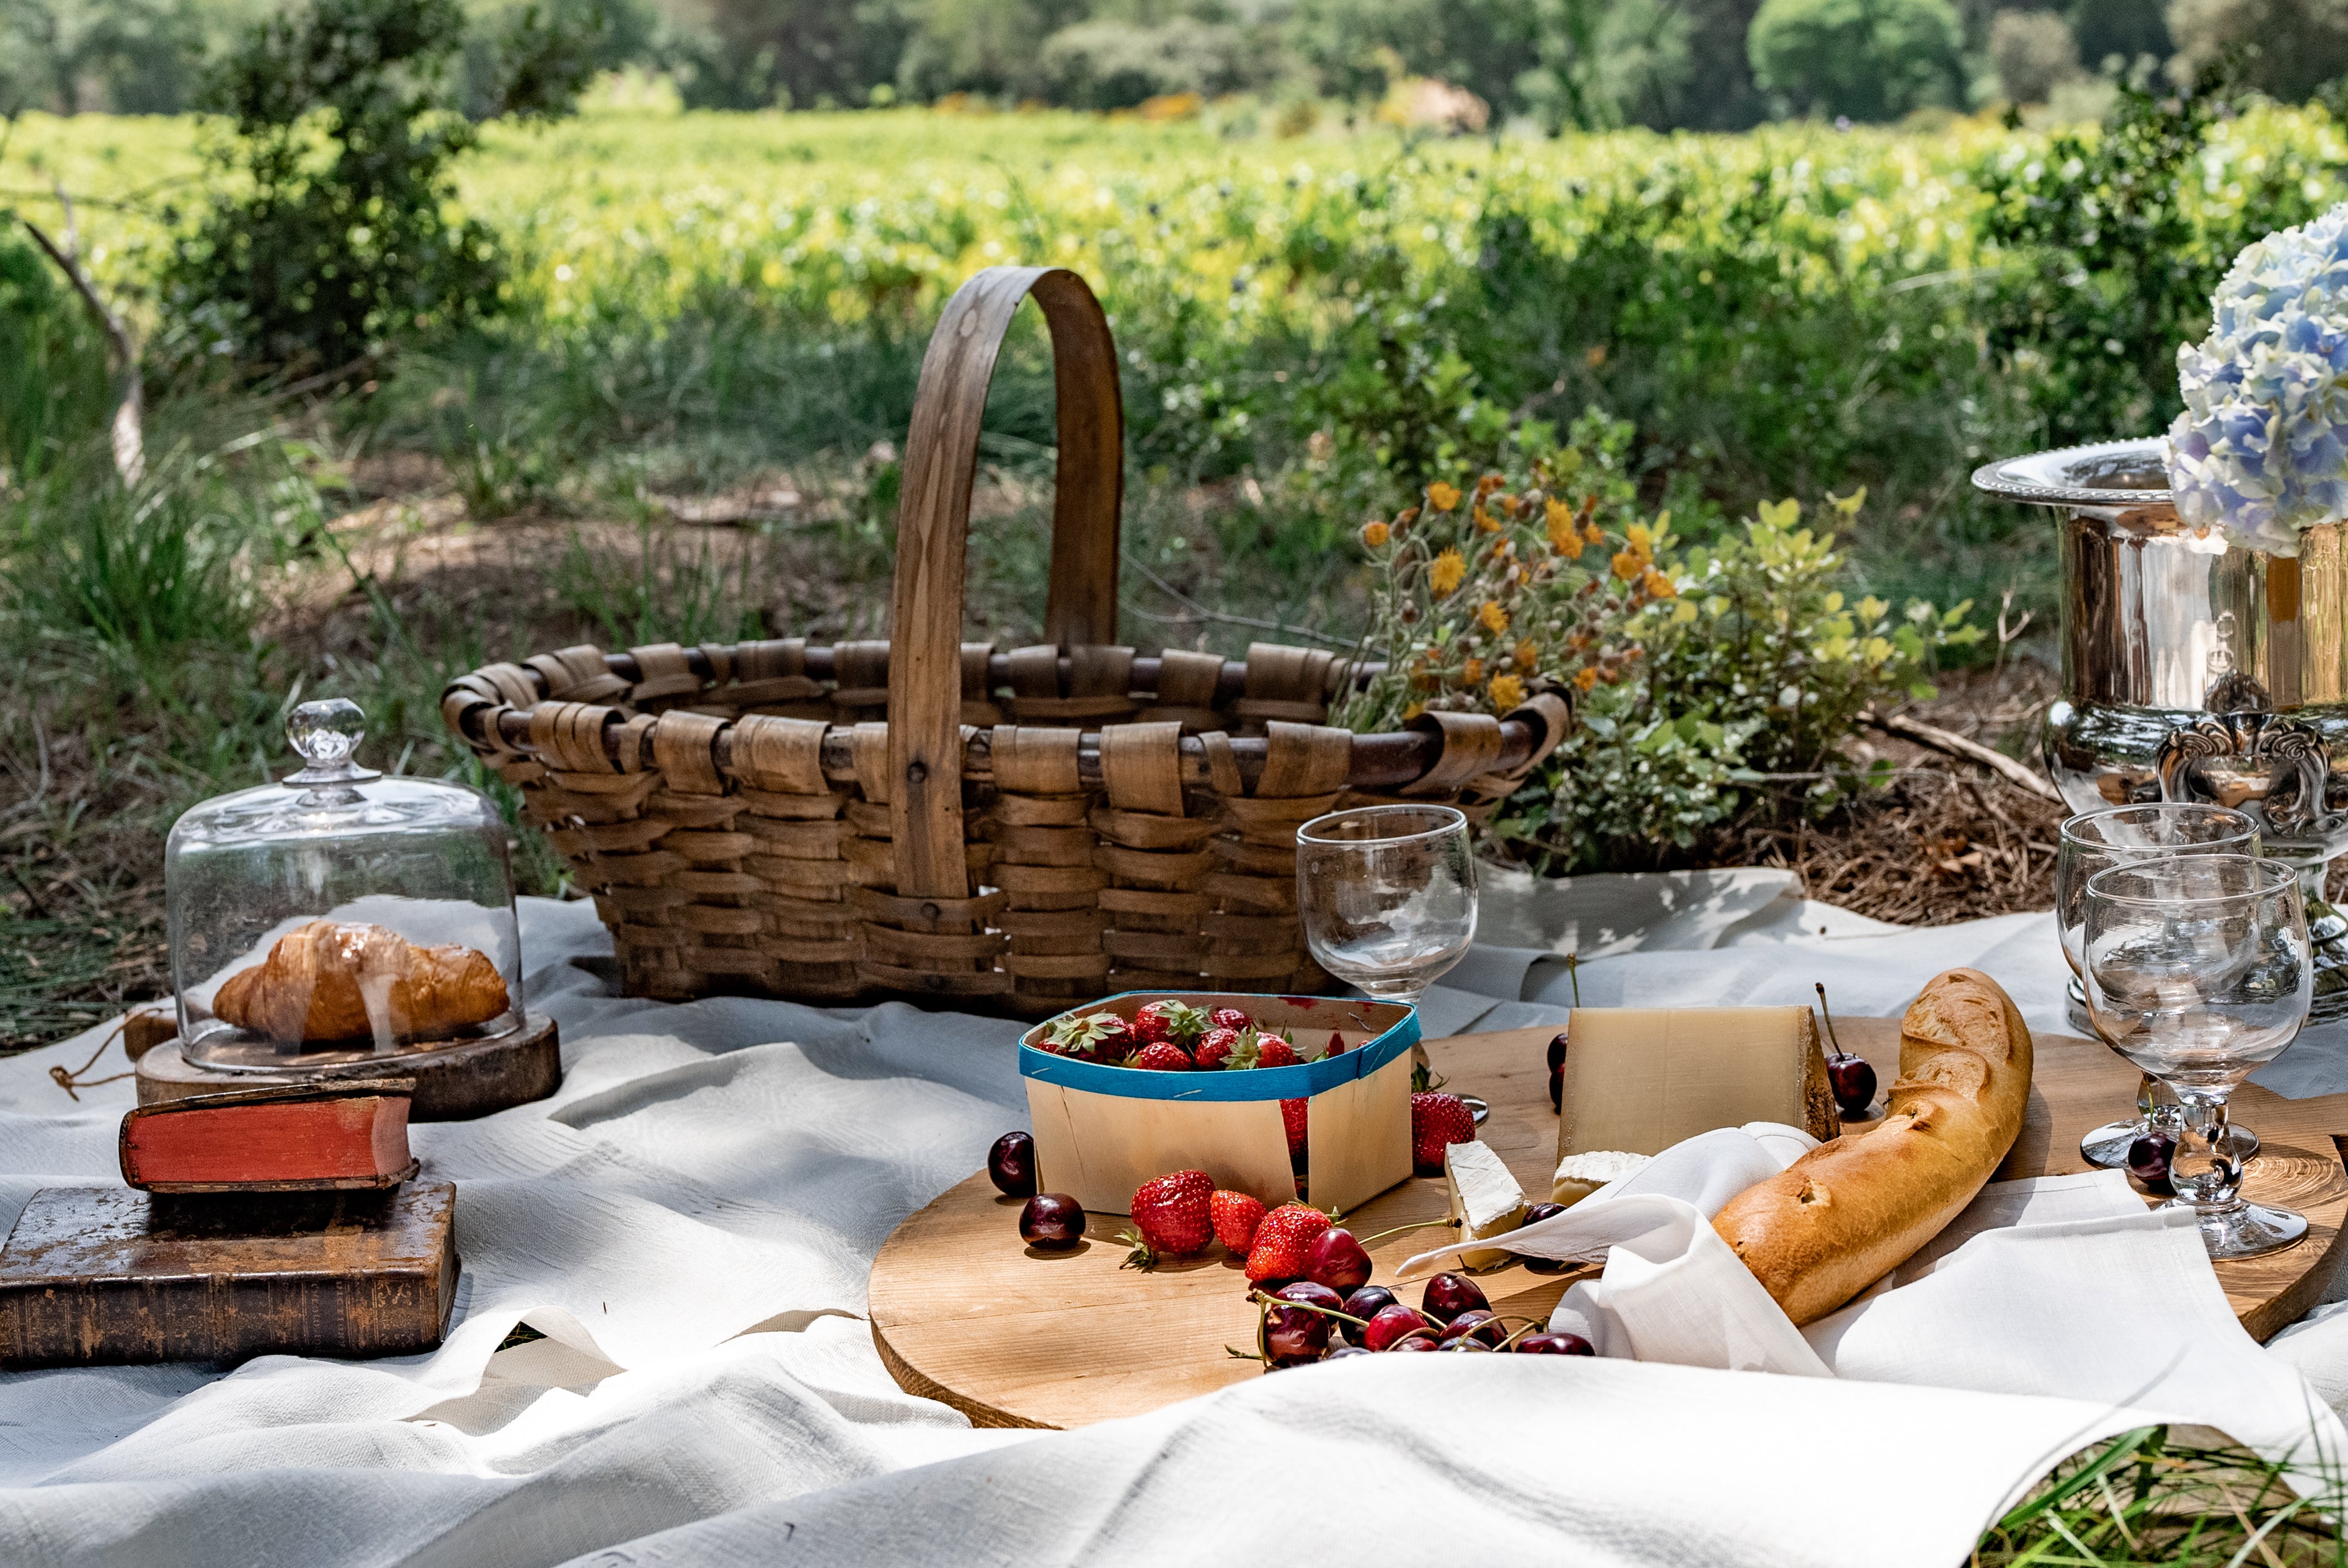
(441, 267), (1573, 1016)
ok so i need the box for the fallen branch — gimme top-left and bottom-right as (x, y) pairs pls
(1859, 708), (2063, 804)
(20, 204), (144, 486)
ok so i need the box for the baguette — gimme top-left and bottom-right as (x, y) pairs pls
(1710, 968), (2033, 1326)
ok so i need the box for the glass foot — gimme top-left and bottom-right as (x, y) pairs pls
(2081, 1117), (2259, 1169)
(2173, 1199), (2307, 1260)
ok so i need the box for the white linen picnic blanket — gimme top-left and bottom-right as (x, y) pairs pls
(1, 870), (2346, 1567)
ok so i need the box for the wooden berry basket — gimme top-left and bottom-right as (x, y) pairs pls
(443, 266), (1571, 1016)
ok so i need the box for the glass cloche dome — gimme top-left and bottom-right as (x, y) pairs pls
(166, 698), (524, 1073)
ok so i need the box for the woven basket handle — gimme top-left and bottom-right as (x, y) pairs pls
(888, 266), (1125, 900)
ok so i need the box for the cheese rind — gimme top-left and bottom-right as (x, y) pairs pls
(1556, 1006), (1838, 1167)
(1444, 1140), (1528, 1267)
(1550, 1149), (1651, 1207)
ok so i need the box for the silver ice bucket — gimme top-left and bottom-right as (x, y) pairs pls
(1974, 437), (2348, 1017)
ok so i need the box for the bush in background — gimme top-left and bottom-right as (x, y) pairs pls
(1747, 0), (1968, 122)
(1988, 9), (2081, 104)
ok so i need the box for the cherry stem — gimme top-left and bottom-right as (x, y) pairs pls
(1355, 1216), (1455, 1247)
(1247, 1290), (1370, 1329)
(1815, 981), (1846, 1056)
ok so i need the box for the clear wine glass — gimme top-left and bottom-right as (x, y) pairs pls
(2082, 854), (2311, 1260)
(2055, 804), (2261, 1170)
(1295, 804), (1477, 1010)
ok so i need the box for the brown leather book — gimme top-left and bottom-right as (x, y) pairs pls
(118, 1080), (419, 1192)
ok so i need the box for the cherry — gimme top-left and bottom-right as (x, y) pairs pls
(1420, 1272), (1489, 1325)
(1437, 1337), (1491, 1351)
(1826, 1052), (1877, 1120)
(1263, 1303), (1332, 1366)
(1342, 1285), (1398, 1321)
(1304, 1227), (1373, 1293)
(1273, 1280), (1344, 1315)
(1513, 1331), (1596, 1355)
(1549, 1065), (1563, 1113)
(2128, 1130), (2177, 1197)
(987, 1132), (1038, 1197)
(1439, 1308), (1507, 1347)
(1546, 1030), (1570, 1072)
(1018, 1193), (1086, 1251)
(1387, 1334), (1438, 1352)
(1324, 1345), (1372, 1360)
(1362, 1302), (1435, 1351)
(1518, 1202), (1569, 1273)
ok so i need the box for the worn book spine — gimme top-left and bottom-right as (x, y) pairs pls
(119, 1082), (417, 1193)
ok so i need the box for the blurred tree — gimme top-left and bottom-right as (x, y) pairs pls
(164, 0), (602, 375)
(2167, 0), (2348, 100)
(2068, 0), (2168, 68)
(678, 0), (918, 109)
(1035, 15), (1278, 107)
(1748, 0), (1967, 119)
(896, 0), (1090, 99)
(1990, 7), (2081, 99)
(0, 0), (206, 113)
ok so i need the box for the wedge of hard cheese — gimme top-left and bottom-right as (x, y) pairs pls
(1556, 1006), (1838, 1165)
(1551, 1149), (1652, 1207)
(1443, 1141), (1528, 1267)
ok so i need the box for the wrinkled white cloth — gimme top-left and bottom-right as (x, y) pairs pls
(0, 877), (2341, 1567)
(1400, 1127), (2346, 1486)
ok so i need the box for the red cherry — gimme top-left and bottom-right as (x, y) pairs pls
(1420, 1272), (1489, 1325)
(1303, 1227), (1373, 1294)
(1018, 1194), (1086, 1250)
(1513, 1331), (1597, 1355)
(1263, 1304), (1332, 1366)
(1362, 1302), (1435, 1351)
(1343, 1285), (1398, 1321)
(1546, 1030), (1569, 1071)
(1387, 1334), (1438, 1352)
(1439, 1308), (1506, 1347)
(986, 1132), (1037, 1197)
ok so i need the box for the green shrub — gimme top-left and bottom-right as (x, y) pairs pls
(0, 233), (112, 490)
(1747, 0), (1967, 122)
(1036, 19), (1268, 110)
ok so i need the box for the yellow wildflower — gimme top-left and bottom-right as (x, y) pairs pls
(1487, 673), (1525, 711)
(1514, 639), (1538, 669)
(1429, 547), (1467, 595)
(1362, 520), (1391, 548)
(1610, 549), (1640, 581)
(1427, 482), (1461, 512)
(1396, 506), (1420, 526)
(1574, 667), (1598, 693)
(1544, 498), (1582, 557)
(1461, 658), (1484, 686)
(1626, 522), (1651, 551)
(1402, 701), (1424, 721)
(1516, 565), (1533, 585)
(1584, 523), (1604, 546)
(1642, 567), (1677, 600)
(1492, 493), (1517, 518)
(1478, 600), (1508, 634)
(1473, 505), (1500, 533)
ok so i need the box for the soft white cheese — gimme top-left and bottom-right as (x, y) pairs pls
(1550, 1148), (1652, 1207)
(1444, 1140), (1528, 1267)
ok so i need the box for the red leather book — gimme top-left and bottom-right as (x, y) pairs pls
(119, 1081), (418, 1192)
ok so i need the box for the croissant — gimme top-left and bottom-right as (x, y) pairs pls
(212, 921), (510, 1045)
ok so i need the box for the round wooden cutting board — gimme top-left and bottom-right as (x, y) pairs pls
(869, 1017), (2348, 1430)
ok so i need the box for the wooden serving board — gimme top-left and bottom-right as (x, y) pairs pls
(869, 1019), (2348, 1430)
(0, 1182), (459, 1368)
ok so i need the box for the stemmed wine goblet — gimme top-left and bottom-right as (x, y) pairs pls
(2055, 804), (2262, 1169)
(1295, 804), (1478, 1009)
(2081, 854), (2311, 1260)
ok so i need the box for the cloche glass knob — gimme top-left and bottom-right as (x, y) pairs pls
(284, 698), (379, 786)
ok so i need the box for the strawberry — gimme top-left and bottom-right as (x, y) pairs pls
(1128, 999), (1211, 1048)
(1128, 1042), (1195, 1071)
(1123, 1170), (1215, 1267)
(1326, 1030), (1349, 1056)
(1195, 1026), (1243, 1069)
(1281, 1098), (1308, 1164)
(1042, 1012), (1127, 1062)
(1411, 1092), (1476, 1176)
(1254, 1034), (1299, 1068)
(1208, 1008), (1253, 1033)
(1245, 1202), (1331, 1283)
(1210, 1189), (1265, 1252)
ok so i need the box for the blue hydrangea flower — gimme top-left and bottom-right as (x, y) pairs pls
(2168, 201), (2348, 556)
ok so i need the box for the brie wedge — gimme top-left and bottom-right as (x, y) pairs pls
(1443, 1140), (1528, 1267)
(1551, 1149), (1652, 1207)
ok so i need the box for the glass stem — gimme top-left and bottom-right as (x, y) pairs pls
(2169, 1087), (2244, 1215)
(2137, 1073), (2184, 1133)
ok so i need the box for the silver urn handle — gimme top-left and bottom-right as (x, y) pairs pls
(2156, 712), (2342, 838)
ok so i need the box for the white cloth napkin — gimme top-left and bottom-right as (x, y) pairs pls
(1399, 1125), (2348, 1482)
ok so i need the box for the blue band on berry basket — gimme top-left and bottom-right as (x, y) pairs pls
(1017, 993), (1420, 1101)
